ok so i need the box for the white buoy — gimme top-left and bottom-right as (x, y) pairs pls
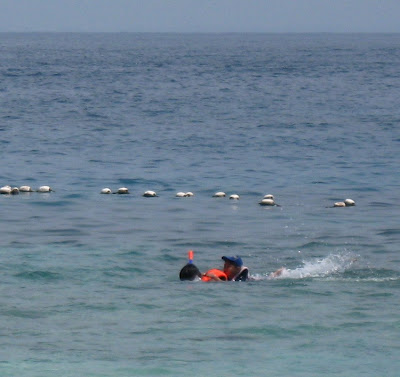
(19, 185), (33, 192)
(100, 188), (112, 194)
(333, 198), (355, 207)
(11, 187), (19, 195)
(176, 192), (187, 197)
(213, 192), (226, 197)
(143, 190), (157, 197)
(37, 186), (53, 193)
(259, 198), (275, 206)
(333, 201), (346, 207)
(264, 194), (274, 200)
(185, 192), (194, 197)
(229, 194), (240, 200)
(116, 187), (129, 194)
(0, 185), (12, 194)
(344, 198), (355, 206)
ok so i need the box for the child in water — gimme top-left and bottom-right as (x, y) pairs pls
(179, 263), (202, 281)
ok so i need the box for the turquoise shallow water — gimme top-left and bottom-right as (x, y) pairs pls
(0, 33), (400, 376)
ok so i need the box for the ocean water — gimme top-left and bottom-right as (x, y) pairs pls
(0, 33), (400, 376)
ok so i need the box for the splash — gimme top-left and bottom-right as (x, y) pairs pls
(251, 253), (357, 281)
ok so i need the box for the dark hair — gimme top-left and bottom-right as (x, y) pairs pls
(179, 263), (201, 281)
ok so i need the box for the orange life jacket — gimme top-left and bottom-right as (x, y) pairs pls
(201, 268), (228, 282)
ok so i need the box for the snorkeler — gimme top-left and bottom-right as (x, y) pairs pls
(179, 250), (202, 281)
(179, 262), (202, 281)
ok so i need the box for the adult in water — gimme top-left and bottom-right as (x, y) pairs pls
(203, 256), (249, 282)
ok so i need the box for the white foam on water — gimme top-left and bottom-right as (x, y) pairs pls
(251, 252), (358, 281)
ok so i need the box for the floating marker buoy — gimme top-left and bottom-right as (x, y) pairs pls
(0, 185), (12, 194)
(344, 198), (355, 206)
(229, 194), (240, 200)
(100, 188), (112, 194)
(333, 198), (355, 207)
(213, 192), (226, 197)
(143, 190), (157, 197)
(333, 202), (346, 207)
(37, 186), (53, 193)
(116, 187), (129, 194)
(19, 185), (33, 192)
(259, 198), (275, 206)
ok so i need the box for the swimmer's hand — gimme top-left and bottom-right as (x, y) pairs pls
(270, 267), (286, 278)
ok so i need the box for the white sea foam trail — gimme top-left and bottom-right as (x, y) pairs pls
(252, 253), (357, 281)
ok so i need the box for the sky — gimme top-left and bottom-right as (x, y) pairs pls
(0, 0), (399, 33)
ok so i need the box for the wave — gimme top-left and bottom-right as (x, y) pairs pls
(14, 270), (63, 281)
(340, 268), (400, 283)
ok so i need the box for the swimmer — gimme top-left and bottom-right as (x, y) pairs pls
(179, 263), (202, 281)
(203, 256), (249, 282)
(222, 256), (249, 281)
(179, 250), (202, 281)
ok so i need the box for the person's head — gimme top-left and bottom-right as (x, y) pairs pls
(179, 263), (201, 281)
(222, 256), (243, 279)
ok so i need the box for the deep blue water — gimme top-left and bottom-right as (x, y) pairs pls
(1, 33), (400, 376)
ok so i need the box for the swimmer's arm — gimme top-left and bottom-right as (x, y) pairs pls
(270, 267), (285, 278)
